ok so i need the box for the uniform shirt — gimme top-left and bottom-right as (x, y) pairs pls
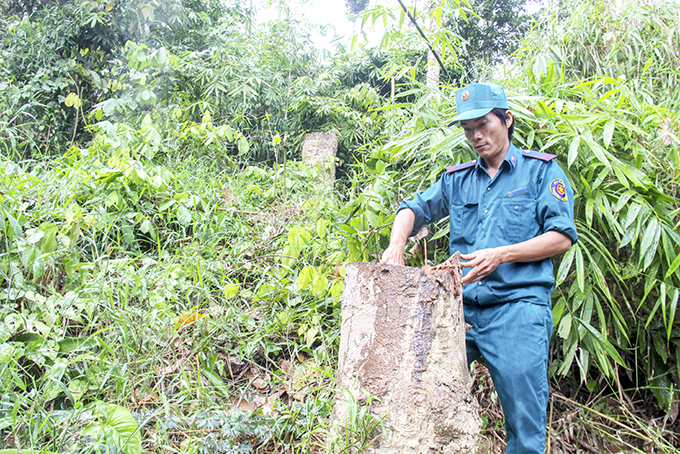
(398, 143), (577, 306)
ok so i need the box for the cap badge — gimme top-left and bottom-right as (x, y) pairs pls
(461, 90), (470, 101)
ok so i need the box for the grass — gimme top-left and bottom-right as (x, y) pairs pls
(0, 148), (344, 453)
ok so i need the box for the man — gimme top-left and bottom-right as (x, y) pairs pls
(381, 83), (577, 453)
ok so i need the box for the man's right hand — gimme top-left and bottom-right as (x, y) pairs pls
(379, 208), (415, 266)
(380, 244), (405, 265)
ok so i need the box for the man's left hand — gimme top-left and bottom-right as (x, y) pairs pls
(461, 248), (506, 285)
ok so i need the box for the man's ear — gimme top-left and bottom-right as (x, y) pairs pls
(505, 110), (514, 128)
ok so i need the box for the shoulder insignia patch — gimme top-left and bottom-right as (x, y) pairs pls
(523, 150), (557, 161)
(446, 159), (477, 174)
(550, 179), (568, 201)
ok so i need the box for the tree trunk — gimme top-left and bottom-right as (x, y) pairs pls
(426, 0), (441, 99)
(427, 48), (441, 93)
(331, 254), (480, 453)
(301, 131), (338, 186)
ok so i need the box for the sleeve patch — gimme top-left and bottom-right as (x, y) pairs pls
(550, 179), (568, 201)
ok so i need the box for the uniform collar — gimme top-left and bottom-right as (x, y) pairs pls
(506, 143), (518, 170)
(474, 142), (518, 173)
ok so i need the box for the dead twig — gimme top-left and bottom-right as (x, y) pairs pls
(552, 392), (653, 444)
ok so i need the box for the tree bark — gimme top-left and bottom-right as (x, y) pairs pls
(426, 0), (441, 99)
(301, 131), (338, 186)
(331, 254), (480, 453)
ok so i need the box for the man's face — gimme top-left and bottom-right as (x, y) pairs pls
(460, 112), (513, 164)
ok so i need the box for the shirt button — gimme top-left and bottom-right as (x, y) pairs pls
(482, 233), (486, 238)
(515, 205), (519, 210)
(487, 187), (491, 192)
(478, 282), (482, 286)
(484, 209), (488, 214)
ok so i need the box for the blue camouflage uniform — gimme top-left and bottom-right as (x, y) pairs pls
(398, 142), (577, 454)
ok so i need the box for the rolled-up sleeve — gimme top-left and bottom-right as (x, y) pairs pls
(396, 174), (451, 237)
(536, 161), (578, 244)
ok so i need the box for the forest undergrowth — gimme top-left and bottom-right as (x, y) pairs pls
(2, 0), (680, 452)
(1, 145), (677, 453)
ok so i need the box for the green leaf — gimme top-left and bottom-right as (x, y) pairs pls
(664, 253), (680, 279)
(650, 375), (673, 411)
(585, 198), (594, 227)
(288, 226), (311, 248)
(297, 266), (316, 290)
(575, 245), (585, 292)
(155, 47), (167, 67)
(140, 219), (152, 234)
(238, 135), (250, 154)
(316, 219), (328, 238)
(223, 283), (239, 299)
(556, 246), (575, 285)
(639, 217), (661, 269)
(578, 319), (625, 367)
(96, 170), (124, 185)
(83, 402), (142, 454)
(590, 260), (613, 303)
(602, 118), (615, 147)
(65, 92), (81, 109)
(58, 337), (97, 353)
(582, 134), (612, 171)
(557, 313), (572, 339)
(645, 283), (665, 329)
(558, 341), (578, 376)
(568, 135), (580, 166)
(104, 191), (121, 208)
(312, 274), (329, 295)
(667, 289), (678, 343)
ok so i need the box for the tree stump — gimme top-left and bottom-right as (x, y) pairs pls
(332, 254), (480, 453)
(301, 132), (337, 185)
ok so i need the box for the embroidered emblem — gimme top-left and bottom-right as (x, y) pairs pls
(550, 179), (568, 201)
(508, 186), (528, 198)
(461, 90), (470, 101)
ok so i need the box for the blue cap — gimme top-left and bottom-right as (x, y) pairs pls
(449, 83), (508, 126)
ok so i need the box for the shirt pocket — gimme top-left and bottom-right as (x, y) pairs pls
(450, 201), (479, 245)
(500, 196), (537, 243)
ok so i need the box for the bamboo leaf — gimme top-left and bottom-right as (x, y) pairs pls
(664, 253), (680, 279)
(557, 313), (572, 339)
(568, 135), (580, 166)
(585, 198), (594, 227)
(556, 246), (576, 285)
(575, 245), (585, 292)
(613, 190), (634, 213)
(603, 118), (615, 147)
(578, 319), (625, 366)
(622, 202), (643, 230)
(639, 217), (661, 270)
(645, 283), (665, 329)
(558, 341), (578, 376)
(582, 133), (612, 171)
(668, 289), (678, 343)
